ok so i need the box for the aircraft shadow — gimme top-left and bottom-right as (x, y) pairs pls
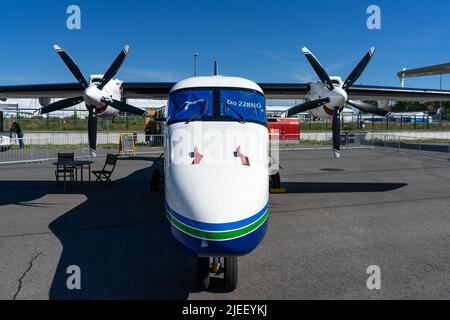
(281, 182), (407, 194)
(0, 165), (197, 299)
(47, 167), (197, 300)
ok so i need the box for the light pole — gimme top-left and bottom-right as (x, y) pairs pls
(194, 53), (199, 77)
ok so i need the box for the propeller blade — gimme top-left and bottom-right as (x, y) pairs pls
(332, 110), (341, 159)
(39, 96), (84, 115)
(53, 45), (88, 88)
(285, 98), (330, 117)
(88, 108), (97, 157)
(101, 98), (150, 117)
(302, 47), (334, 91)
(347, 100), (390, 117)
(342, 47), (375, 90)
(98, 45), (130, 90)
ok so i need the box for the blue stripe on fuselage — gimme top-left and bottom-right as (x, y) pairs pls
(165, 202), (269, 232)
(168, 218), (269, 257)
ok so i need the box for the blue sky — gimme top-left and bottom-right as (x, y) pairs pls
(0, 0), (449, 89)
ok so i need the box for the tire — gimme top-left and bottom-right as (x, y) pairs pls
(150, 169), (161, 191)
(270, 172), (281, 189)
(196, 257), (211, 291)
(224, 257), (238, 291)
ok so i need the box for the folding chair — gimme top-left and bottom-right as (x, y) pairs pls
(92, 154), (119, 183)
(55, 153), (76, 183)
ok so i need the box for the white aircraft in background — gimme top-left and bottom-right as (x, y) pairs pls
(1, 45), (450, 291)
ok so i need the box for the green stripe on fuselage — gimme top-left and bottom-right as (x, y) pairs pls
(166, 209), (269, 241)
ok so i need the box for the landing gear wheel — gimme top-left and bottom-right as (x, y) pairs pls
(196, 257), (211, 291)
(270, 172), (281, 189)
(150, 169), (161, 191)
(224, 257), (238, 291)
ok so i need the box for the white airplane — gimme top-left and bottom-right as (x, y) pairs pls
(2, 45), (450, 291)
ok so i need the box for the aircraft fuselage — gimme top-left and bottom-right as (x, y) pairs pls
(164, 76), (270, 257)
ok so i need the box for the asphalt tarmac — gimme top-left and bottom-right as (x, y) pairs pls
(0, 149), (449, 300)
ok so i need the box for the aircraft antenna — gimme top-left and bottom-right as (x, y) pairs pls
(214, 60), (219, 76)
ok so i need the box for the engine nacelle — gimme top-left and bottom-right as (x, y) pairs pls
(377, 100), (396, 111)
(38, 97), (52, 107)
(95, 105), (120, 118)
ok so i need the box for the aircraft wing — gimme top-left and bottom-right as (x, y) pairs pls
(0, 82), (175, 99)
(1, 82), (450, 102)
(258, 83), (311, 100)
(397, 63), (450, 78)
(0, 83), (84, 99)
(121, 82), (175, 99)
(346, 85), (450, 102)
(257, 83), (450, 101)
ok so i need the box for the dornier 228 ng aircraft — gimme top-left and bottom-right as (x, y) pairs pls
(1, 45), (450, 291)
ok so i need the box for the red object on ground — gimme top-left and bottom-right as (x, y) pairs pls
(268, 118), (301, 141)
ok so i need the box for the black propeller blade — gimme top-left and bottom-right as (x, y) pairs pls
(332, 110), (341, 159)
(98, 45), (130, 90)
(39, 96), (85, 115)
(53, 45), (88, 88)
(302, 47), (334, 91)
(88, 108), (97, 157)
(347, 100), (390, 117)
(101, 98), (150, 117)
(285, 98), (330, 117)
(342, 47), (375, 90)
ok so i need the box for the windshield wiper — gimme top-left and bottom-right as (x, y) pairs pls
(226, 103), (246, 124)
(185, 99), (209, 124)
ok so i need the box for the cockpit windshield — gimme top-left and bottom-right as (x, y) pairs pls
(167, 90), (213, 123)
(220, 89), (266, 123)
(167, 88), (266, 125)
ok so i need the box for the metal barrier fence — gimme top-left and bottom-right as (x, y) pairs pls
(271, 132), (371, 150)
(369, 134), (450, 160)
(0, 134), (164, 165)
(1, 132), (448, 165)
(272, 132), (450, 160)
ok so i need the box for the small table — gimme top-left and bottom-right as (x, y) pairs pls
(53, 160), (94, 190)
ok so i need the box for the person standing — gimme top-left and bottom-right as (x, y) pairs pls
(10, 120), (24, 149)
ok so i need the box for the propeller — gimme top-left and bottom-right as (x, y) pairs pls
(332, 109), (341, 159)
(98, 45), (130, 90)
(101, 98), (150, 117)
(88, 107), (97, 157)
(347, 100), (390, 117)
(53, 45), (88, 88)
(285, 98), (330, 117)
(342, 47), (375, 90)
(286, 47), (389, 158)
(302, 47), (334, 91)
(39, 96), (84, 115)
(40, 45), (144, 157)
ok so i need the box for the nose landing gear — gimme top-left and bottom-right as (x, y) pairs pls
(196, 257), (238, 292)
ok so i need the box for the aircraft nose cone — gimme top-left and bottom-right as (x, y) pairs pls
(83, 85), (104, 106)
